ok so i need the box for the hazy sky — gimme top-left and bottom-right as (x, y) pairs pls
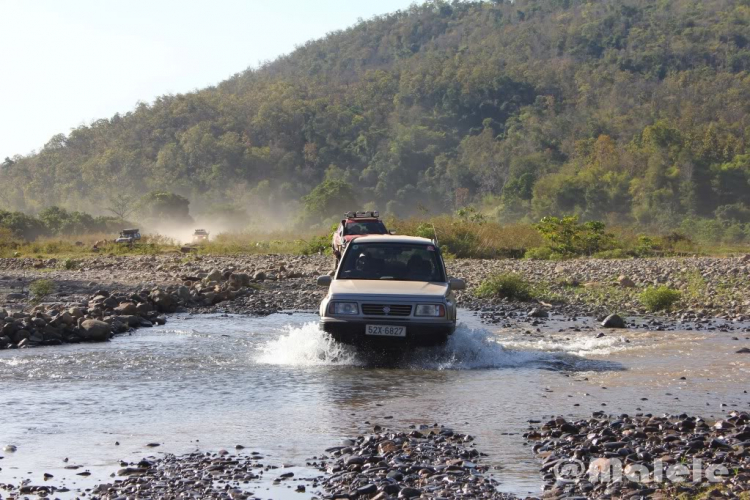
(0, 0), (417, 160)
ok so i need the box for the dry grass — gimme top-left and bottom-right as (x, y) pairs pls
(1, 216), (746, 260)
(199, 229), (331, 255)
(389, 216), (543, 258)
(0, 232), (180, 258)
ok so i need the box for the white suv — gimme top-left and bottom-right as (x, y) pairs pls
(317, 235), (465, 345)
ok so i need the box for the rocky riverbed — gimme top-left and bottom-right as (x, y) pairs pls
(1, 253), (749, 339)
(4, 414), (747, 499)
(0, 287), (173, 349)
(0, 425), (509, 500)
(316, 425), (510, 500)
(526, 410), (750, 499)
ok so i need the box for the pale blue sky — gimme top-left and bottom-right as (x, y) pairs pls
(0, 0), (418, 160)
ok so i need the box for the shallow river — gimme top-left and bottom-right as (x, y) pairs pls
(1, 311), (749, 498)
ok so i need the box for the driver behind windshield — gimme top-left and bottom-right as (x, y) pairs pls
(352, 251), (382, 278)
(340, 244), (443, 282)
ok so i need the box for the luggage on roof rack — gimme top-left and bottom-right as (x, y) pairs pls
(344, 210), (379, 218)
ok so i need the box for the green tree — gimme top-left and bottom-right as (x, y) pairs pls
(302, 180), (356, 221)
(139, 191), (192, 223)
(534, 215), (614, 257)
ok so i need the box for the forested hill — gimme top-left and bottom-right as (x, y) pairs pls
(2, 0), (750, 228)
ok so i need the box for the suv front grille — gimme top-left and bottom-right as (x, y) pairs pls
(361, 304), (412, 317)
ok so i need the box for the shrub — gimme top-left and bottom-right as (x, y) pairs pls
(398, 216), (542, 258)
(475, 273), (533, 301)
(524, 246), (555, 260)
(634, 236), (658, 257)
(0, 227), (22, 253)
(640, 286), (681, 312)
(298, 235), (330, 255)
(534, 215), (615, 256)
(29, 279), (56, 305)
(592, 248), (630, 259)
(62, 258), (80, 270)
(439, 228), (481, 258)
(455, 206), (486, 224)
(415, 223), (436, 239)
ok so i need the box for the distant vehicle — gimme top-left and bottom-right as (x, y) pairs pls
(317, 235), (465, 346)
(115, 228), (141, 244)
(332, 211), (390, 268)
(192, 229), (209, 243)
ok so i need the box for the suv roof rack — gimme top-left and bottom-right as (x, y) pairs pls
(344, 210), (379, 219)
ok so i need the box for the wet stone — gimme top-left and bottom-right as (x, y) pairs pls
(316, 425), (513, 499)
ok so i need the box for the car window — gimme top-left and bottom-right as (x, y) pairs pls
(345, 221), (387, 235)
(338, 243), (444, 282)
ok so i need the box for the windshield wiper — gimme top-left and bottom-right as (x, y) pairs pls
(379, 276), (394, 280)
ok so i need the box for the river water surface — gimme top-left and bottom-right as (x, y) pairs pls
(1, 311), (749, 498)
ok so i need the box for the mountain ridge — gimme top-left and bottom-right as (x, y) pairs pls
(2, 0), (749, 230)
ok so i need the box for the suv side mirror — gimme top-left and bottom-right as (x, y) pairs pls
(449, 278), (465, 291)
(389, 230), (396, 235)
(317, 275), (332, 287)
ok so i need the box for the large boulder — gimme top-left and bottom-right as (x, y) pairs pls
(234, 273), (250, 286)
(135, 302), (153, 316)
(69, 307), (85, 318)
(13, 329), (30, 343)
(601, 314), (626, 329)
(59, 312), (75, 325)
(114, 302), (138, 315)
(227, 274), (244, 290)
(149, 290), (177, 313)
(206, 269), (223, 282)
(102, 296), (120, 309)
(528, 307), (549, 318)
(116, 315), (142, 328)
(176, 286), (190, 302)
(43, 326), (62, 341)
(2, 321), (18, 336)
(617, 275), (636, 288)
(79, 319), (111, 342)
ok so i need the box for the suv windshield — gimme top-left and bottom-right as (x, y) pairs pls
(345, 221), (387, 235)
(338, 242), (445, 282)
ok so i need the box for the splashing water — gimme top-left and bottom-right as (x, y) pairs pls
(500, 334), (628, 357)
(256, 322), (361, 366)
(256, 322), (562, 371)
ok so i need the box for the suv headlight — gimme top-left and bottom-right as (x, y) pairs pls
(330, 302), (359, 315)
(415, 304), (445, 317)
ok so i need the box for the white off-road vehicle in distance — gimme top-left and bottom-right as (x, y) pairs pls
(115, 228), (141, 244)
(317, 235), (465, 346)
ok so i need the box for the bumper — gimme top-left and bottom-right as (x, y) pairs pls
(320, 317), (455, 345)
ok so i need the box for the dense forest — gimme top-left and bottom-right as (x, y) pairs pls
(2, 0), (750, 233)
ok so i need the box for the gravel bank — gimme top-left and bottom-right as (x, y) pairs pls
(525, 411), (750, 499)
(0, 425), (513, 500)
(317, 425), (510, 499)
(1, 253), (749, 329)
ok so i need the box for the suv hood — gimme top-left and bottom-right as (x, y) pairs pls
(330, 279), (448, 299)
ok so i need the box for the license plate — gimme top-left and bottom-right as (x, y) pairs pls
(366, 325), (406, 337)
